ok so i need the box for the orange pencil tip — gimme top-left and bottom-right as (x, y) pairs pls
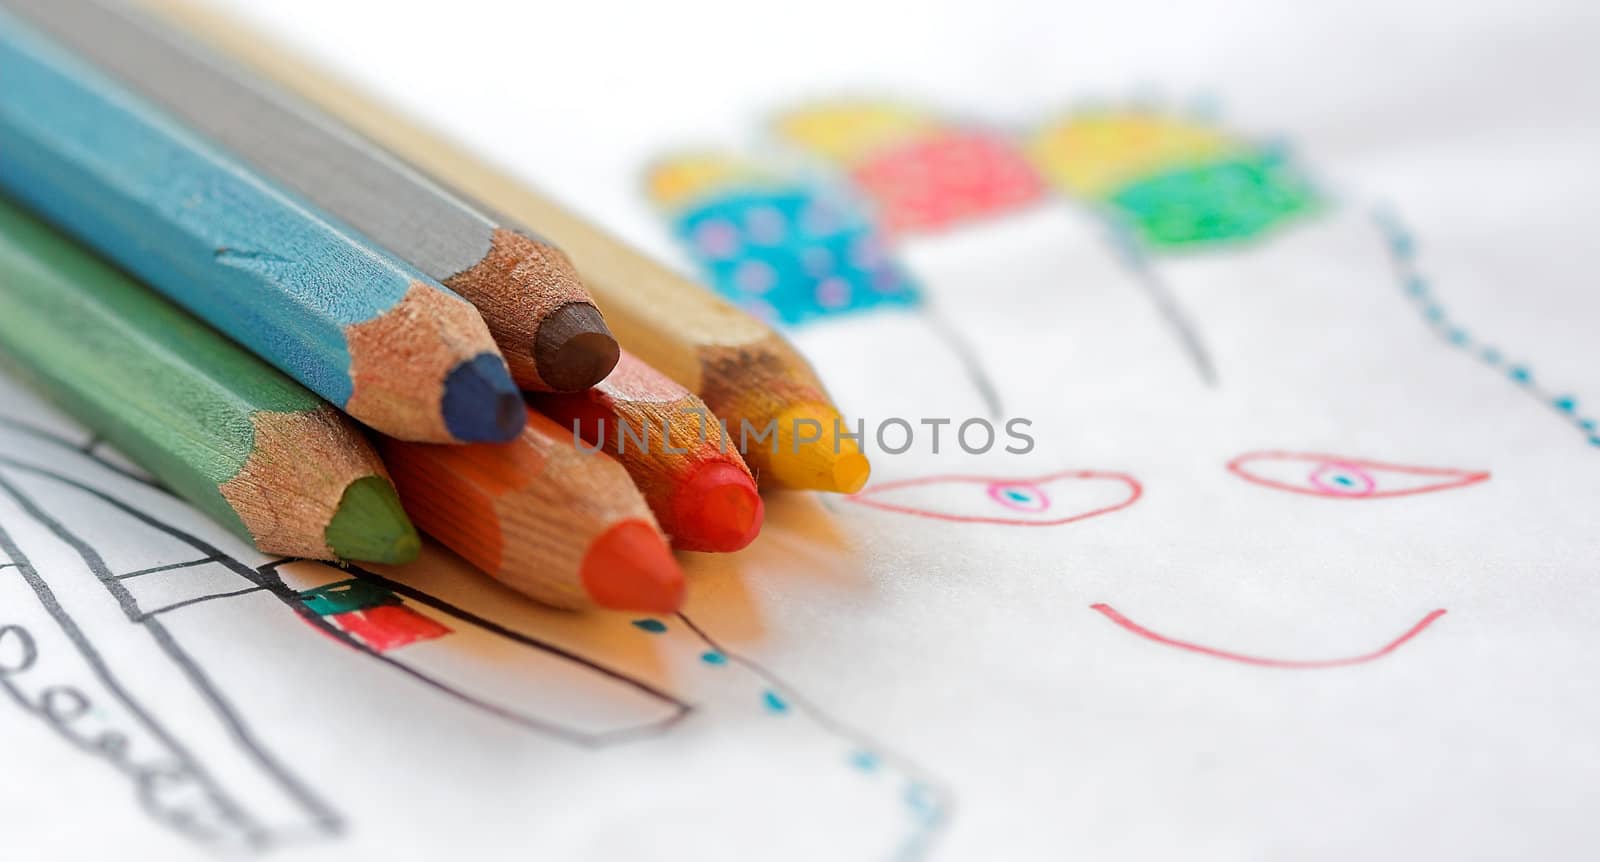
(673, 461), (765, 552)
(580, 519), (686, 614)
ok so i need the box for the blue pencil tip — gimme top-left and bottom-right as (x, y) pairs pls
(441, 353), (525, 442)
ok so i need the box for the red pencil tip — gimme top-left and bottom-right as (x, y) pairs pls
(673, 461), (764, 552)
(580, 519), (685, 613)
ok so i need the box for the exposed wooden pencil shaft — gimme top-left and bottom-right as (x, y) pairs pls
(7, 0), (616, 393)
(140, 0), (869, 490)
(379, 411), (668, 611)
(0, 195), (415, 562)
(531, 350), (762, 550)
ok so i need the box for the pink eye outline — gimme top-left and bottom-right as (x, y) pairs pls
(846, 469), (1142, 526)
(1226, 451), (1489, 500)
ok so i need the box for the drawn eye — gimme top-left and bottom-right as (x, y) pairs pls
(1226, 451), (1489, 499)
(846, 470), (1142, 526)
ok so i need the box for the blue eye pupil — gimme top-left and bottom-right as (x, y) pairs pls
(987, 481), (1053, 513)
(1333, 475), (1354, 487)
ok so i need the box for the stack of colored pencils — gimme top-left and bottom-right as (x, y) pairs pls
(0, 0), (870, 616)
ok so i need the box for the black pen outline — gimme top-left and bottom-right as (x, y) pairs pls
(113, 556), (219, 580)
(137, 585), (270, 620)
(0, 468), (340, 846)
(0, 451), (692, 746)
(0, 421), (697, 850)
(0, 486), (275, 848)
(0, 415), (162, 490)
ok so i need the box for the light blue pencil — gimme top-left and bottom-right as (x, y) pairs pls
(0, 8), (523, 444)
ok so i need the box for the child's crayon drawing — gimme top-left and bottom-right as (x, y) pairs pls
(846, 470), (1143, 527)
(1090, 604), (1449, 670)
(1373, 208), (1600, 450)
(733, 100), (1315, 390)
(646, 151), (1004, 417)
(0, 405), (946, 857)
(1027, 108), (1319, 250)
(1226, 452), (1491, 500)
(646, 153), (921, 327)
(632, 613), (951, 861)
(774, 102), (1046, 233)
(298, 578), (452, 653)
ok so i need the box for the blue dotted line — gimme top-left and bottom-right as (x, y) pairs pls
(1372, 209), (1600, 448)
(633, 618), (950, 859)
(761, 689), (790, 713)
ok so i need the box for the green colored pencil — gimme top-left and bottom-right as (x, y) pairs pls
(0, 194), (420, 564)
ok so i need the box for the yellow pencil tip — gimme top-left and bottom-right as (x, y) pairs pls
(761, 404), (873, 493)
(832, 451), (872, 494)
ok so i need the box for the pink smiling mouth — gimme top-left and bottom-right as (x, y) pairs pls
(1090, 604), (1448, 669)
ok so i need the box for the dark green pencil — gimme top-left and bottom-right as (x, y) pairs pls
(0, 195), (420, 564)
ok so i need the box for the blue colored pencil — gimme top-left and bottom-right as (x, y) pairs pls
(0, 9), (523, 444)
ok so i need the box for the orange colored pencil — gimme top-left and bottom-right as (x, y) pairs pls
(378, 408), (684, 613)
(532, 351), (763, 553)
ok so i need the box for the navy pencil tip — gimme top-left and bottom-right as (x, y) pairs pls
(441, 353), (525, 442)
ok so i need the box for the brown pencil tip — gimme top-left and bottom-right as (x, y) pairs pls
(535, 302), (620, 392)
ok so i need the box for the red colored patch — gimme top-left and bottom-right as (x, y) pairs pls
(329, 604), (451, 653)
(849, 131), (1044, 233)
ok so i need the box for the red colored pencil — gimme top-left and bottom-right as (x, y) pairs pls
(378, 408), (684, 612)
(532, 351), (764, 552)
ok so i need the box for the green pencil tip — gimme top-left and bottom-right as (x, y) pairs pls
(325, 476), (421, 564)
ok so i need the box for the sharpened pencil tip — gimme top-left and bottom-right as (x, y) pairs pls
(831, 451), (872, 494)
(673, 461), (765, 552)
(580, 519), (685, 613)
(441, 353), (525, 442)
(534, 302), (620, 392)
(763, 403), (873, 493)
(325, 476), (421, 564)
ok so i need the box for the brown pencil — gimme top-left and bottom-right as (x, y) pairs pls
(143, 0), (872, 495)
